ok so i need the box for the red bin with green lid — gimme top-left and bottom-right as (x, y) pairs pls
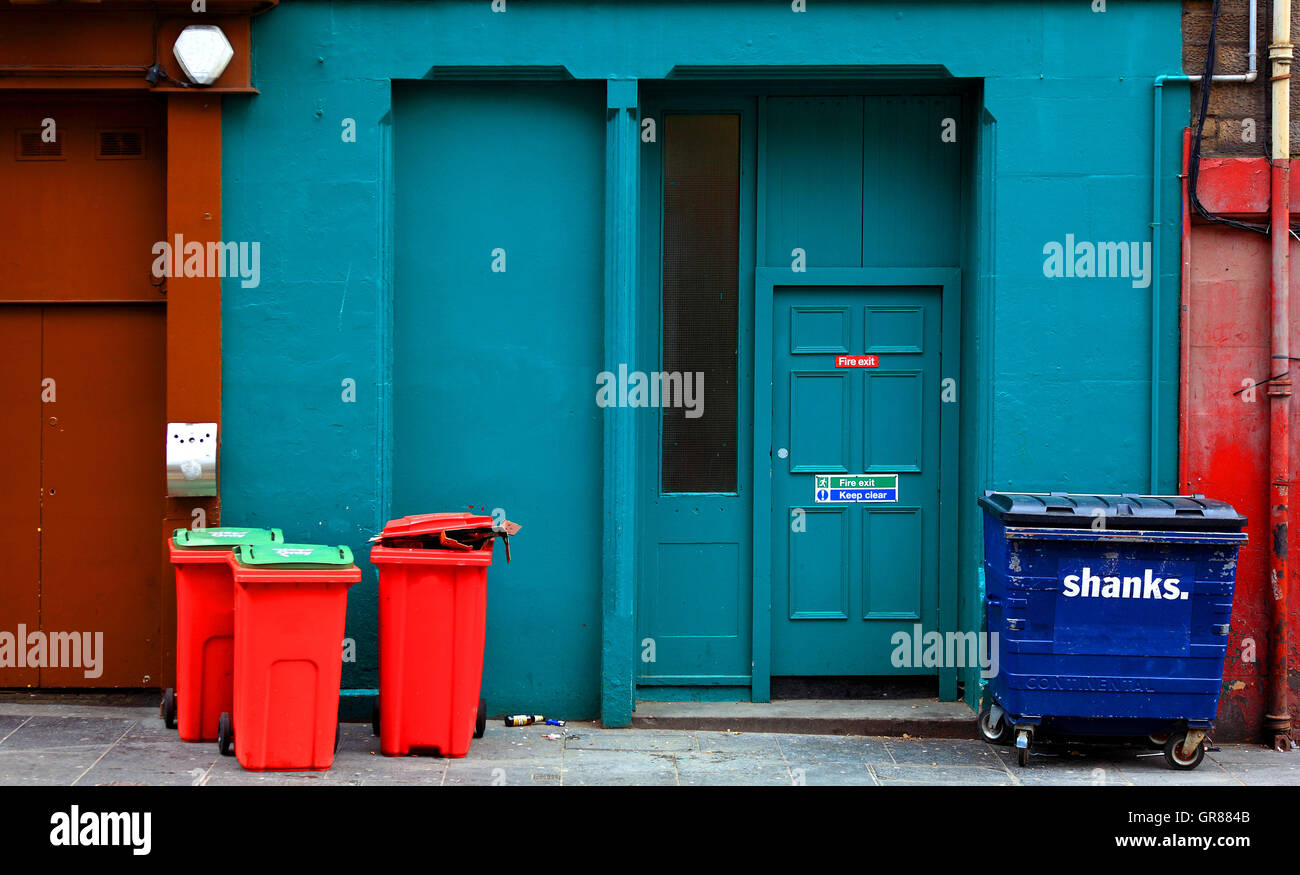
(165, 526), (284, 742)
(370, 512), (517, 758)
(221, 542), (361, 771)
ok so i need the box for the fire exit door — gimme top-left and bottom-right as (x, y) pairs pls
(770, 283), (943, 674)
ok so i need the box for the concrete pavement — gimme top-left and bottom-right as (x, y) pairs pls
(0, 701), (1296, 786)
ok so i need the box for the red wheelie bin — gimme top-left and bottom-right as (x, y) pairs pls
(164, 527), (284, 742)
(220, 543), (361, 771)
(370, 513), (516, 758)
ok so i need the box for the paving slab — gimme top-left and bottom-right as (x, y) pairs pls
(0, 715), (30, 742)
(776, 733), (892, 764)
(884, 737), (1004, 767)
(0, 715), (135, 752)
(792, 762), (879, 786)
(873, 763), (1014, 785)
(675, 757), (792, 786)
(0, 747), (106, 786)
(443, 762), (560, 786)
(695, 730), (783, 757)
(76, 739), (218, 787)
(561, 749), (679, 786)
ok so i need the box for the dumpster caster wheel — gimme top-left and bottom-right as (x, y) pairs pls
(371, 700), (380, 737)
(1147, 733), (1170, 749)
(160, 688), (176, 730)
(217, 712), (233, 757)
(977, 698), (1012, 746)
(1164, 733), (1205, 770)
(1015, 729), (1032, 766)
(475, 697), (486, 739)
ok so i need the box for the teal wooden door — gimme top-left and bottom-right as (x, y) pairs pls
(771, 284), (942, 675)
(635, 98), (755, 689)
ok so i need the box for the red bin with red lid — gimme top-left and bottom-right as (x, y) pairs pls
(370, 512), (517, 758)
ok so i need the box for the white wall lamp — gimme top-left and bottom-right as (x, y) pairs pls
(172, 25), (235, 87)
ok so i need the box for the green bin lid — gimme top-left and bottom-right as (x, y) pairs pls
(231, 543), (354, 567)
(172, 527), (285, 548)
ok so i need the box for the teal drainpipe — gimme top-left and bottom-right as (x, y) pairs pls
(1152, 73), (1191, 493)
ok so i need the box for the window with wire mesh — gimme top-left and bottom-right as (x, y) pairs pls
(661, 114), (739, 494)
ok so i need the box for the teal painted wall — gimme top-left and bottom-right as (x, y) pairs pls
(391, 81), (606, 717)
(221, 0), (1187, 718)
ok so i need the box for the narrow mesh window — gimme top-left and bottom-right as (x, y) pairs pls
(661, 114), (739, 494)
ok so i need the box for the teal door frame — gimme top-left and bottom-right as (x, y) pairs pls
(753, 267), (962, 701)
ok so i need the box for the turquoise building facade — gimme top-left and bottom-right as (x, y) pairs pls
(219, 0), (1187, 725)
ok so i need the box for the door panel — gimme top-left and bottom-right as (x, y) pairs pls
(0, 307), (42, 686)
(764, 97), (864, 267)
(40, 305), (164, 686)
(772, 285), (941, 675)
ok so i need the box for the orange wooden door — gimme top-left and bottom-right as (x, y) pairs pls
(0, 306), (42, 687)
(0, 305), (164, 687)
(1, 94), (167, 688)
(40, 305), (165, 687)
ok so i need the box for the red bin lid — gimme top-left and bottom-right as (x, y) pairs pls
(378, 512), (497, 540)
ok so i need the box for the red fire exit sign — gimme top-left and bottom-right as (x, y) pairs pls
(835, 355), (878, 368)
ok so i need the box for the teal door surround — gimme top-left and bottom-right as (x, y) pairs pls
(633, 85), (967, 707)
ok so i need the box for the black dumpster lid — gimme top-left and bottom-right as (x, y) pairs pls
(977, 492), (1247, 532)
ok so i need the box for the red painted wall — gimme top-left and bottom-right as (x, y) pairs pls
(1185, 157), (1300, 742)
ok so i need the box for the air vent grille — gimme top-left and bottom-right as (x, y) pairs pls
(96, 129), (145, 159)
(16, 130), (63, 161)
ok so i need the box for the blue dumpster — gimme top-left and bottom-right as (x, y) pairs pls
(977, 492), (1247, 770)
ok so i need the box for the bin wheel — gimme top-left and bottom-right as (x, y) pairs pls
(217, 712), (233, 757)
(161, 688), (176, 730)
(1147, 733), (1170, 749)
(335, 722), (342, 754)
(1163, 733), (1205, 770)
(1014, 728), (1032, 767)
(371, 700), (380, 737)
(475, 697), (487, 739)
(977, 697), (1012, 746)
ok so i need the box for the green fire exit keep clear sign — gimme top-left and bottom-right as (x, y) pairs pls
(814, 474), (899, 503)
